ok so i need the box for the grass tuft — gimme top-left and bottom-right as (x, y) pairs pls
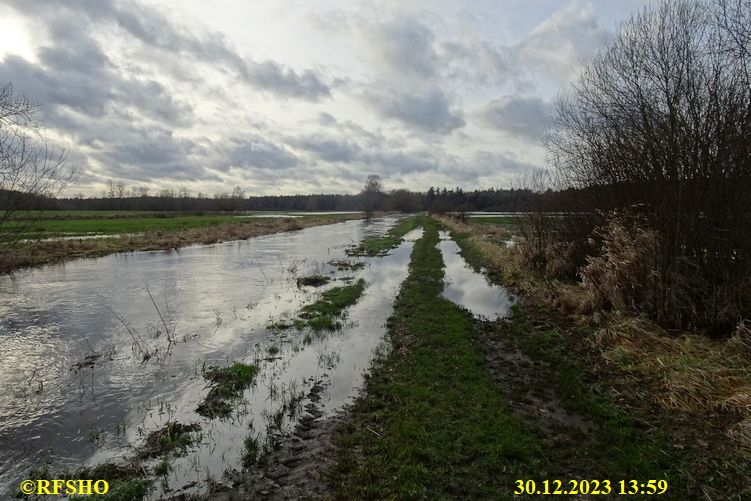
(196, 363), (260, 418)
(298, 279), (366, 331)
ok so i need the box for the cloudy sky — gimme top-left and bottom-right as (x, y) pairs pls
(0, 0), (652, 196)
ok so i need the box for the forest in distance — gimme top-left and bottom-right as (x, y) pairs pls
(2, 184), (546, 213)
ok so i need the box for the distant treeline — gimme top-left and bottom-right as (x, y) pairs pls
(1, 187), (569, 213)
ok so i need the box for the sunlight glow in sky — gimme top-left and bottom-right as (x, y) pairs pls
(0, 0), (654, 196)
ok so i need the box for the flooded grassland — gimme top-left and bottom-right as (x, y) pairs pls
(0, 216), (415, 498)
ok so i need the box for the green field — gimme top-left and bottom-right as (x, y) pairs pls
(1, 213), (340, 239)
(4, 215), (246, 238)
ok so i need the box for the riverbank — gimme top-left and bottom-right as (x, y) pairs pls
(0, 214), (360, 273)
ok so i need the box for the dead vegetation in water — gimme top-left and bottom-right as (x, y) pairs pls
(0, 214), (358, 274)
(328, 259), (365, 271)
(296, 274), (330, 287)
(137, 421), (202, 459)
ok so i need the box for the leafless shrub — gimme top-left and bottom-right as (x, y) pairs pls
(541, 0), (751, 336)
(0, 83), (77, 249)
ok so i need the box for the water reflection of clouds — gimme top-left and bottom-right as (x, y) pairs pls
(0, 216), (402, 493)
(438, 231), (512, 320)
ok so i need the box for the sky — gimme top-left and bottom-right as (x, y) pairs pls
(0, 0), (654, 196)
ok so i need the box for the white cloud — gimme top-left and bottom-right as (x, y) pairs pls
(0, 0), (646, 195)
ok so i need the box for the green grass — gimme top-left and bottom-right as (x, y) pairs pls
(197, 363), (260, 418)
(1, 212), (349, 240)
(2, 215), (248, 237)
(298, 279), (366, 331)
(503, 307), (687, 491)
(242, 434), (261, 468)
(347, 216), (419, 256)
(330, 216), (544, 499)
(153, 458), (171, 476)
(9, 210), (156, 219)
(69, 479), (151, 501)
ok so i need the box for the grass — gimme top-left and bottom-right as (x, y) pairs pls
(296, 274), (330, 287)
(346, 216), (419, 256)
(137, 421), (201, 459)
(0, 214), (358, 273)
(330, 216), (545, 499)
(328, 259), (365, 271)
(70, 479), (151, 501)
(4, 214), (279, 238)
(503, 306), (687, 487)
(153, 458), (170, 476)
(242, 434), (261, 468)
(467, 215), (521, 227)
(298, 279), (366, 331)
(69, 464), (151, 501)
(196, 363), (260, 418)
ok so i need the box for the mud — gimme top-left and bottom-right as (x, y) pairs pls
(202, 379), (344, 501)
(471, 317), (598, 478)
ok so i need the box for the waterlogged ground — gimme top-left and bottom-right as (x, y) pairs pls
(0, 216), (421, 498)
(438, 231), (512, 319)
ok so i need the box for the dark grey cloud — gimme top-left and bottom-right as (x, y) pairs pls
(223, 137), (299, 171)
(367, 17), (438, 79)
(289, 132), (436, 176)
(365, 87), (465, 134)
(475, 96), (552, 141)
(247, 61), (331, 101)
(0, 54), (191, 127)
(6, 0), (332, 102)
(289, 134), (361, 163)
(106, 127), (201, 181)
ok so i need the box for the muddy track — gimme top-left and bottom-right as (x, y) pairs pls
(471, 314), (600, 480)
(204, 381), (341, 500)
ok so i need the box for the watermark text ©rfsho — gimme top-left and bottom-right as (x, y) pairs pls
(19, 479), (109, 496)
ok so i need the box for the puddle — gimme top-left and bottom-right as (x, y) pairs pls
(437, 231), (513, 320)
(0, 216), (415, 497)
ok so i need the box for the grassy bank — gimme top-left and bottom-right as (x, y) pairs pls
(330, 216), (545, 498)
(346, 216), (418, 256)
(4, 214), (246, 237)
(0, 214), (359, 273)
(440, 215), (751, 498)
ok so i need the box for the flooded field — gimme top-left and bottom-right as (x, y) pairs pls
(0, 216), (420, 497)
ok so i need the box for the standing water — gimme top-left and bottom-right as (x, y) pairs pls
(0, 216), (420, 498)
(437, 231), (513, 319)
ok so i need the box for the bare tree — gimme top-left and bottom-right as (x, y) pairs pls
(0, 83), (75, 248)
(361, 174), (384, 219)
(546, 0), (751, 334)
